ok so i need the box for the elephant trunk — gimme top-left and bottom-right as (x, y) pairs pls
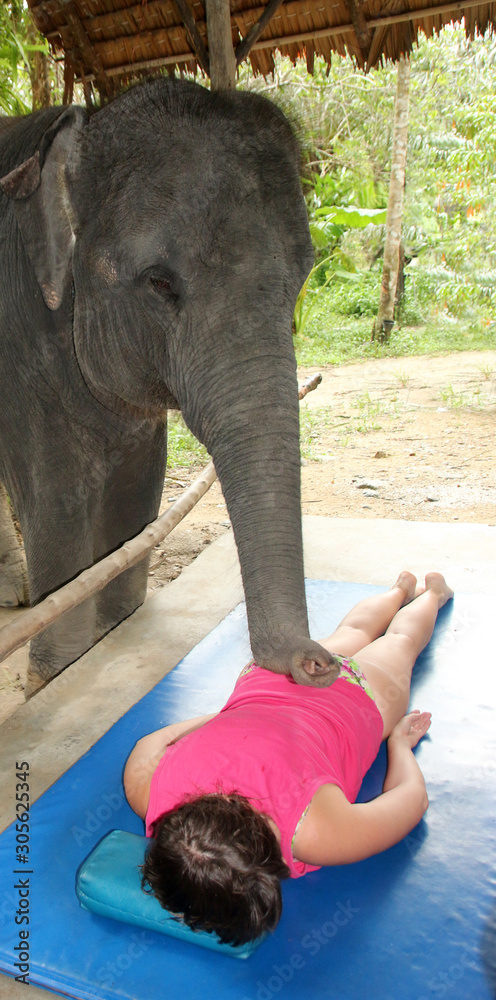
(180, 353), (339, 687)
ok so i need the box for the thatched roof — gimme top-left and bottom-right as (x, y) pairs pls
(27, 0), (496, 99)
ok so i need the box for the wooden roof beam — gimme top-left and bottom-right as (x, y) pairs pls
(235, 0), (285, 65)
(365, 0), (401, 68)
(173, 0), (210, 76)
(61, 1), (113, 99)
(367, 24), (390, 68)
(61, 0), (495, 84)
(246, 0), (494, 50)
(57, 21), (94, 105)
(345, 0), (373, 59)
(78, 52), (197, 82)
(36, 0), (491, 53)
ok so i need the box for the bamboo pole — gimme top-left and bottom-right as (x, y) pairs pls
(298, 372), (322, 400)
(0, 374), (322, 665)
(0, 462), (217, 665)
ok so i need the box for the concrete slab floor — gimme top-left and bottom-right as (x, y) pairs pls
(0, 515), (495, 999)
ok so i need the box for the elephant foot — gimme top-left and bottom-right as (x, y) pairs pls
(24, 666), (49, 701)
(0, 555), (29, 607)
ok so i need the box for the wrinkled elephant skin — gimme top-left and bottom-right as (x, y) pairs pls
(0, 79), (338, 689)
(0, 483), (28, 606)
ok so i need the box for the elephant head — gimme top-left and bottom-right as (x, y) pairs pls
(1, 79), (339, 687)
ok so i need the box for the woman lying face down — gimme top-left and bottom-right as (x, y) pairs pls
(124, 571), (453, 946)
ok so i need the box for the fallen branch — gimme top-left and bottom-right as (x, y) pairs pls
(0, 373), (323, 664)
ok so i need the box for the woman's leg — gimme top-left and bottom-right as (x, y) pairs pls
(354, 573), (453, 738)
(320, 571), (418, 659)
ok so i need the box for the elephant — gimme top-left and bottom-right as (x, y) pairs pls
(0, 483), (28, 606)
(0, 77), (339, 694)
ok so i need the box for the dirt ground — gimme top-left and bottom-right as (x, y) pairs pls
(1, 349), (495, 721)
(147, 349), (496, 594)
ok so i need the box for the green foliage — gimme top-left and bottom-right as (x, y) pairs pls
(292, 24), (496, 353)
(294, 294), (494, 367)
(293, 255), (335, 336)
(404, 261), (496, 321)
(0, 4), (41, 113)
(309, 205), (387, 254)
(294, 204), (386, 336)
(318, 268), (380, 318)
(166, 412), (208, 468)
(402, 28), (496, 320)
(314, 205), (388, 228)
(2, 14), (494, 374)
(242, 27), (496, 336)
(0, 2), (65, 113)
(305, 170), (386, 217)
(299, 405), (335, 459)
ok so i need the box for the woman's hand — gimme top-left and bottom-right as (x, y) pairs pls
(389, 710), (432, 750)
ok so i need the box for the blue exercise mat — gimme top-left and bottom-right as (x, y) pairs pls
(0, 580), (495, 1000)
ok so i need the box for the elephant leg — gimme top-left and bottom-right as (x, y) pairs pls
(18, 468), (99, 695)
(0, 482), (29, 607)
(94, 420), (167, 640)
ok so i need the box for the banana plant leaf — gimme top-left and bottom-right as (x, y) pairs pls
(314, 205), (387, 227)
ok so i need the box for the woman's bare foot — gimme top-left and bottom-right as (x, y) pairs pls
(392, 571), (417, 606)
(424, 572), (454, 608)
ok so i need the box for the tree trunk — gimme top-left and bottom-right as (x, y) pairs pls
(395, 241), (406, 314)
(26, 18), (51, 110)
(372, 55), (411, 341)
(205, 0), (236, 89)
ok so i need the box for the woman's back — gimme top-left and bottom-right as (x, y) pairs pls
(145, 664), (383, 877)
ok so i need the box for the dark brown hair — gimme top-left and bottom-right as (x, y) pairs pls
(141, 792), (290, 945)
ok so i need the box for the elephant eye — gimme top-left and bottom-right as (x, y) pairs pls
(150, 276), (171, 293)
(146, 268), (180, 303)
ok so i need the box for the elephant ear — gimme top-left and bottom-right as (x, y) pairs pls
(0, 107), (87, 310)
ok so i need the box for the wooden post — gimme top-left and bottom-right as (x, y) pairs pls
(205, 0), (236, 89)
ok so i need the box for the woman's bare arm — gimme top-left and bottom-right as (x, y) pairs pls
(124, 714), (217, 818)
(293, 712), (430, 867)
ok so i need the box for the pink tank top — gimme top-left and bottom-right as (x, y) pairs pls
(146, 666), (383, 877)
